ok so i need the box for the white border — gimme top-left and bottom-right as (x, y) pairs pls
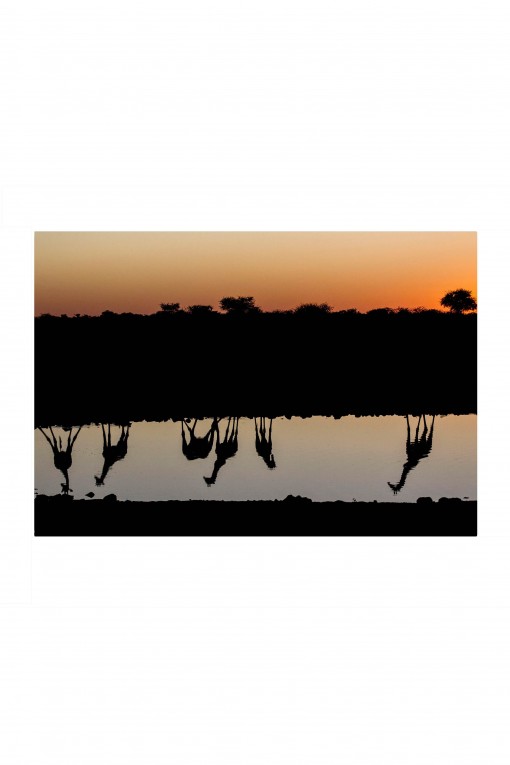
(1, 1), (509, 762)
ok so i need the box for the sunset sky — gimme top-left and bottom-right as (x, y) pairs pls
(34, 232), (476, 315)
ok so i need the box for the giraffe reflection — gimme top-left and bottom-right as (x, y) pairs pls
(95, 423), (131, 486)
(254, 417), (276, 469)
(203, 417), (239, 486)
(388, 414), (435, 494)
(181, 418), (218, 460)
(38, 426), (82, 494)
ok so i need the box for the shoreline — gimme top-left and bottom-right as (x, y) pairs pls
(35, 495), (477, 537)
(35, 410), (476, 428)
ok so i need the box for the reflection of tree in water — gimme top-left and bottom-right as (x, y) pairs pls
(181, 418), (218, 460)
(388, 414), (435, 494)
(203, 417), (239, 486)
(38, 425), (82, 494)
(95, 423), (130, 486)
(254, 417), (276, 469)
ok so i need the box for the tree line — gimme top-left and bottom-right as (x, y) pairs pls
(38, 289), (476, 319)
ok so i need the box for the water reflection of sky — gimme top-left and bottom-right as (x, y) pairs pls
(34, 416), (476, 503)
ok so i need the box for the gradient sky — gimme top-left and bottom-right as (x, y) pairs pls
(34, 232), (476, 315)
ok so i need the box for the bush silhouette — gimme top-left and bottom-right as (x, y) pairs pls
(160, 302), (180, 313)
(186, 304), (214, 316)
(366, 307), (396, 317)
(294, 302), (332, 316)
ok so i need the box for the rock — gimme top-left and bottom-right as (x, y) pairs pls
(103, 493), (117, 502)
(417, 496), (434, 505)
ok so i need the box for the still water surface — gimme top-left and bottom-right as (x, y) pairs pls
(34, 415), (476, 502)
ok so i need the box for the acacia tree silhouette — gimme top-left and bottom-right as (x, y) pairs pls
(440, 289), (477, 314)
(220, 296), (260, 315)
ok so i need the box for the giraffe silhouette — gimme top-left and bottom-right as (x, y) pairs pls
(95, 423), (131, 486)
(38, 425), (82, 494)
(388, 414), (435, 494)
(181, 418), (218, 460)
(254, 417), (276, 469)
(203, 417), (239, 486)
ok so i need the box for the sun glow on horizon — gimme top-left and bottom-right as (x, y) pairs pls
(35, 232), (476, 316)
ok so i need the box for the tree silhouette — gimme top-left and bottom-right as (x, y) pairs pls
(220, 296), (260, 315)
(440, 289), (477, 314)
(160, 302), (180, 313)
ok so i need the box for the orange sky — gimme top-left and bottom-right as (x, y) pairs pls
(34, 232), (476, 315)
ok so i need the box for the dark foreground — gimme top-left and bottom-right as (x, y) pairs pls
(35, 311), (476, 425)
(35, 495), (477, 536)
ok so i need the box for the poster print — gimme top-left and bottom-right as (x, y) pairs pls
(34, 232), (476, 535)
